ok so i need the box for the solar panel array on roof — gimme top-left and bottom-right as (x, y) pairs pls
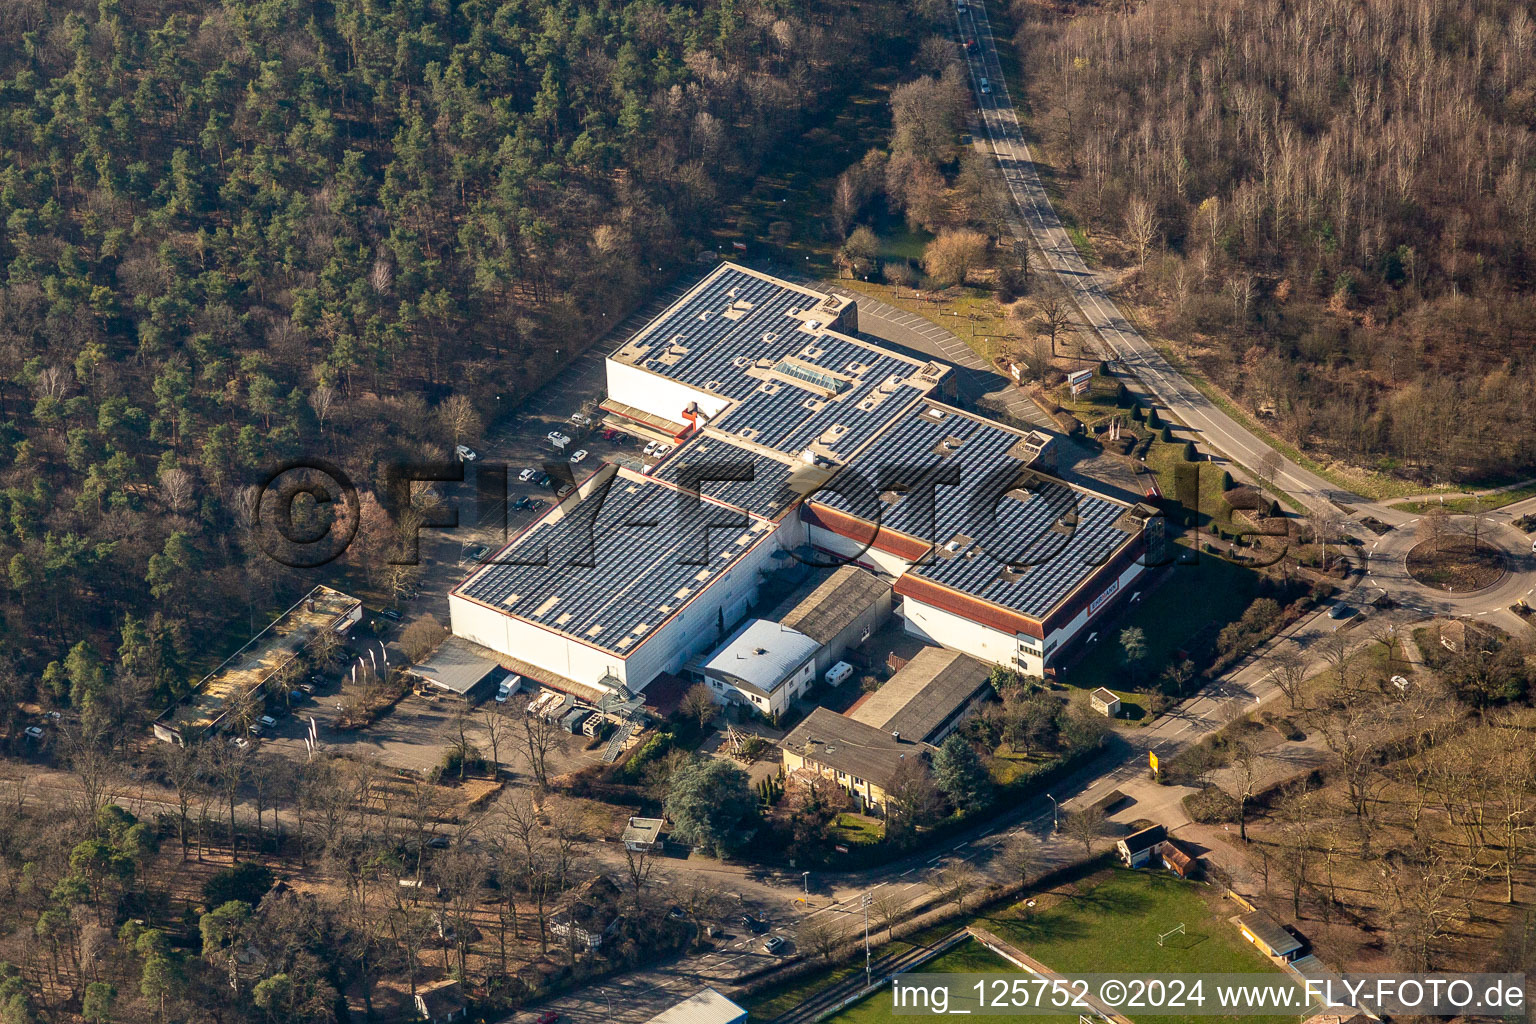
(812, 402), (1137, 620)
(622, 267), (821, 400)
(649, 434), (800, 519)
(913, 477), (1131, 620)
(721, 335), (929, 458)
(458, 471), (775, 654)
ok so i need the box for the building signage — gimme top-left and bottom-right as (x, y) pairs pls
(1088, 579), (1119, 615)
(1067, 369), (1093, 387)
(1015, 631), (1043, 652)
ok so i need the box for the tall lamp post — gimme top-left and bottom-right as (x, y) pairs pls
(861, 892), (873, 988)
(1046, 793), (1059, 833)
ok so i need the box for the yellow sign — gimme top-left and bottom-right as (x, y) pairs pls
(1149, 751), (1160, 775)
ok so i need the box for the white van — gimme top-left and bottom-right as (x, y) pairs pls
(825, 661), (854, 687)
(495, 673), (522, 703)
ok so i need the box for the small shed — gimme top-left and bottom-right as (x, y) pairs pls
(1160, 838), (1198, 878)
(414, 980), (467, 1023)
(621, 816), (666, 852)
(643, 988), (747, 1024)
(1117, 823), (1166, 867)
(1237, 909), (1305, 961)
(1090, 687), (1121, 718)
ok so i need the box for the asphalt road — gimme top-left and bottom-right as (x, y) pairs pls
(953, 0), (1366, 517)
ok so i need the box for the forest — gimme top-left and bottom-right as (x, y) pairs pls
(0, 0), (943, 733)
(1010, 0), (1536, 484)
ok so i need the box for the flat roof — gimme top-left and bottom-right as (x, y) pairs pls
(776, 565), (892, 646)
(814, 401), (1142, 622)
(1237, 910), (1303, 955)
(648, 433), (802, 520)
(848, 647), (991, 742)
(782, 706), (931, 791)
(611, 264), (948, 462)
(643, 988), (746, 1024)
(455, 467), (780, 657)
(161, 586), (360, 735)
(411, 636), (503, 695)
(621, 817), (665, 844)
(701, 618), (820, 696)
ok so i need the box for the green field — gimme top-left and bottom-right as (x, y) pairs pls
(823, 870), (1301, 1024)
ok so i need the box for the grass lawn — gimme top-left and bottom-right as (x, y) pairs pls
(824, 871), (1301, 1024)
(980, 869), (1301, 1024)
(1396, 482), (1536, 515)
(1063, 551), (1262, 692)
(985, 749), (1057, 785)
(822, 941), (1031, 1024)
(833, 813), (885, 845)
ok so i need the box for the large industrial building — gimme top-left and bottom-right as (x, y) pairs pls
(450, 264), (1159, 699)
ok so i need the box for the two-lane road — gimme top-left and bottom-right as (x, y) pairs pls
(953, 1), (1364, 517)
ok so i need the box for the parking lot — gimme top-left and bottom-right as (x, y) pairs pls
(259, 680), (609, 778)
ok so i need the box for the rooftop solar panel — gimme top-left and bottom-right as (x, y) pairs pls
(812, 402), (1138, 620)
(458, 470), (778, 654)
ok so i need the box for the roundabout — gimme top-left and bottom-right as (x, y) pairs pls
(1404, 536), (1508, 593)
(1361, 501), (1536, 624)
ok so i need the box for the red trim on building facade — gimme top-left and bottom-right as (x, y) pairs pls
(892, 575), (1047, 641)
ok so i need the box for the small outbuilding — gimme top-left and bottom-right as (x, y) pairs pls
(414, 980), (467, 1023)
(621, 816), (666, 852)
(410, 636), (506, 701)
(643, 988), (747, 1024)
(1117, 824), (1167, 867)
(1237, 909), (1305, 962)
(1160, 838), (1198, 878)
(1090, 687), (1121, 718)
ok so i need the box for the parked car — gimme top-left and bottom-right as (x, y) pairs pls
(454, 444), (478, 462)
(667, 905), (686, 920)
(602, 428), (621, 441)
(519, 467), (537, 483)
(257, 715), (278, 729)
(297, 682), (315, 695)
(290, 690), (307, 703)
(569, 449), (588, 464)
(643, 440), (660, 457)
(512, 496), (535, 511)
(1328, 603), (1354, 620)
(229, 736), (250, 750)
(532, 470), (550, 486)
(741, 915), (768, 934)
(426, 835), (450, 849)
(535, 1012), (559, 1024)
(23, 726), (44, 741)
(569, 412), (592, 426)
(979, 77), (991, 94)
(764, 936), (787, 955)
(547, 431), (571, 447)
(556, 483), (575, 498)
(379, 608), (402, 622)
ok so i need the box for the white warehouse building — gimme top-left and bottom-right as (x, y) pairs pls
(450, 264), (1160, 698)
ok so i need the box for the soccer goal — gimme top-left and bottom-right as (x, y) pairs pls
(1157, 923), (1185, 947)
